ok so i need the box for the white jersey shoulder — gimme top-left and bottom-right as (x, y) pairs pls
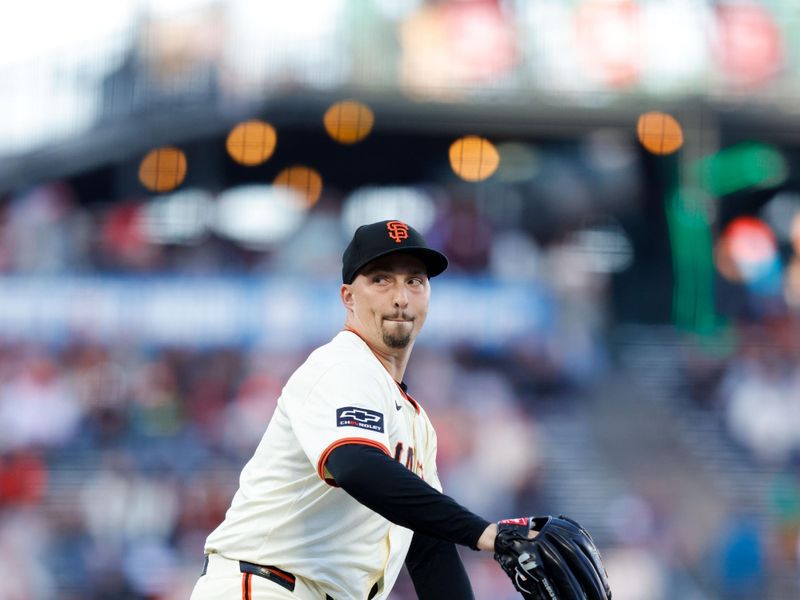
(204, 330), (440, 600)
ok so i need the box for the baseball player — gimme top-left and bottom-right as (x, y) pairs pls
(191, 220), (611, 600)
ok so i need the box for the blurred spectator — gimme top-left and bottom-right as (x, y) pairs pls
(100, 202), (163, 272)
(1, 183), (90, 274)
(438, 201), (494, 272)
(0, 353), (83, 451)
(603, 547), (666, 600)
(602, 494), (668, 600)
(439, 368), (542, 517)
(79, 460), (179, 545)
(0, 451), (47, 506)
(220, 362), (282, 457)
(0, 509), (55, 600)
(706, 318), (800, 465)
(713, 511), (765, 600)
(768, 473), (800, 567)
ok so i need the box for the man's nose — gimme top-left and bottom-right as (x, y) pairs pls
(393, 284), (409, 308)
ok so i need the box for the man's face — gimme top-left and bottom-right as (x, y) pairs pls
(343, 253), (430, 350)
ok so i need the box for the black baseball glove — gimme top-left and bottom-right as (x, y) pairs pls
(493, 515), (612, 600)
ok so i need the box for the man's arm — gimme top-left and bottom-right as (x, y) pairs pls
(405, 533), (474, 600)
(325, 443), (491, 548)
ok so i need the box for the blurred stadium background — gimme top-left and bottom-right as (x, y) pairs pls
(2, 0), (800, 598)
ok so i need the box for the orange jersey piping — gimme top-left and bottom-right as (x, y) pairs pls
(317, 437), (391, 487)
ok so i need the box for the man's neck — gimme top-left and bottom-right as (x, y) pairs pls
(344, 326), (412, 383)
(372, 346), (411, 383)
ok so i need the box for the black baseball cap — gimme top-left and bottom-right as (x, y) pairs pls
(342, 220), (448, 284)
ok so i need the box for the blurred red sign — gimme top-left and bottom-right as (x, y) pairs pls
(714, 3), (782, 89)
(575, 0), (643, 88)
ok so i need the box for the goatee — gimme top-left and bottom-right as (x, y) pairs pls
(383, 331), (412, 349)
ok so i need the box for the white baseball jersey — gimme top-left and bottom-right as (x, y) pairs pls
(204, 329), (442, 600)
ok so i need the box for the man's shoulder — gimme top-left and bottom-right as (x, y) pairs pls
(309, 330), (374, 366)
(291, 331), (385, 385)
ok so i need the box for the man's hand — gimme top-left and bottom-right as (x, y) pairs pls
(477, 522), (537, 551)
(477, 523), (498, 551)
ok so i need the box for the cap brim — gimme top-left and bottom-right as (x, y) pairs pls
(347, 246), (448, 283)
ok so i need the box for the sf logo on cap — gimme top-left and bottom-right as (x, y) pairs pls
(386, 220), (409, 244)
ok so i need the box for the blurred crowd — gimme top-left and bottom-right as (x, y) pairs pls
(0, 182), (269, 275)
(0, 337), (562, 599)
(4, 179), (800, 598)
(719, 319), (800, 468)
(676, 313), (800, 597)
(679, 314), (800, 467)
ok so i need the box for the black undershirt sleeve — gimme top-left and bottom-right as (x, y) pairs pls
(325, 443), (490, 549)
(405, 532), (475, 600)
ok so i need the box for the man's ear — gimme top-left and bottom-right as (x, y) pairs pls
(340, 284), (354, 310)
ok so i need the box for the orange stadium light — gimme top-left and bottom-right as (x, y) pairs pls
(138, 147), (187, 192)
(636, 112), (684, 155)
(226, 120), (278, 166)
(323, 100), (374, 144)
(449, 135), (500, 182)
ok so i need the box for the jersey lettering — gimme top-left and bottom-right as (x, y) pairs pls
(393, 442), (424, 478)
(405, 447), (415, 471)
